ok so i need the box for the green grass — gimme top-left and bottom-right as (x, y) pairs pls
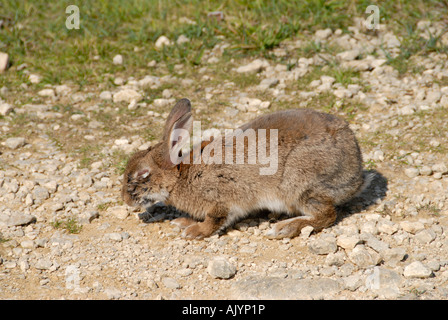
(111, 150), (130, 175)
(1, 0), (447, 87)
(382, 24), (448, 75)
(51, 217), (83, 234)
(0, 233), (11, 244)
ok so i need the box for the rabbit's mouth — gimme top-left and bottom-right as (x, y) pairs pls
(139, 189), (169, 209)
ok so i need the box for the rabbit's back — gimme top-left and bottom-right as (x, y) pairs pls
(241, 108), (364, 204)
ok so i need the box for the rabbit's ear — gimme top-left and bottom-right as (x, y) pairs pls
(162, 98), (192, 141)
(160, 99), (193, 169)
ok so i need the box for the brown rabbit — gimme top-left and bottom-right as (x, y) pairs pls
(122, 98), (370, 239)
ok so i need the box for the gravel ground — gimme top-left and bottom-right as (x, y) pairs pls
(1, 21), (448, 300)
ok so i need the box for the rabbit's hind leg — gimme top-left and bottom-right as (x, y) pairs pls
(265, 197), (336, 239)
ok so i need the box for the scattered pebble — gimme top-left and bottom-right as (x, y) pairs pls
(155, 35), (171, 48)
(113, 89), (143, 103)
(113, 54), (123, 65)
(207, 256), (237, 279)
(3, 137), (26, 149)
(403, 261), (433, 278)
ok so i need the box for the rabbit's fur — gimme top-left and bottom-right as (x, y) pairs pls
(122, 98), (367, 239)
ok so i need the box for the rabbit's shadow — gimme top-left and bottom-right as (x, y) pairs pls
(139, 169), (388, 232)
(335, 169), (388, 223)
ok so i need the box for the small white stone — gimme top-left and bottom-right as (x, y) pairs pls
(162, 277), (182, 289)
(99, 91), (112, 100)
(104, 287), (122, 299)
(236, 59), (269, 73)
(128, 99), (138, 110)
(155, 35), (171, 48)
(308, 235), (337, 255)
(106, 232), (123, 242)
(337, 49), (360, 61)
(4, 137), (26, 149)
(113, 89), (142, 103)
(28, 74), (41, 84)
(114, 138), (129, 146)
(107, 206), (129, 220)
(70, 114), (84, 121)
(373, 150), (384, 161)
(432, 163), (448, 174)
(348, 245), (381, 268)
(147, 60), (157, 67)
(320, 75), (336, 85)
(0, 103), (13, 116)
(113, 77), (124, 85)
(258, 78), (279, 89)
(153, 98), (173, 108)
(404, 167), (419, 178)
(419, 166), (432, 176)
(176, 34), (190, 45)
(259, 101), (271, 109)
(403, 261), (432, 278)
(162, 89), (172, 99)
(38, 88), (55, 98)
(399, 105), (415, 115)
(400, 221), (425, 234)
(207, 256), (236, 279)
(300, 225), (314, 238)
(91, 161), (103, 169)
(113, 54), (123, 65)
(315, 28), (332, 40)
(333, 88), (352, 99)
(55, 84), (71, 96)
(337, 235), (361, 250)
(309, 79), (322, 87)
(21, 240), (34, 249)
(429, 139), (440, 148)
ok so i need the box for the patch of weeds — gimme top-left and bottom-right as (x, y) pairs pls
(299, 40), (344, 59)
(417, 204), (441, 217)
(141, 129), (157, 143)
(0, 233), (10, 244)
(358, 134), (380, 149)
(97, 202), (113, 212)
(409, 287), (426, 297)
(51, 218), (82, 234)
(331, 68), (361, 86)
(382, 23), (448, 76)
(111, 150), (129, 175)
(231, 72), (260, 89)
(297, 64), (362, 92)
(76, 144), (102, 169)
(364, 159), (377, 170)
